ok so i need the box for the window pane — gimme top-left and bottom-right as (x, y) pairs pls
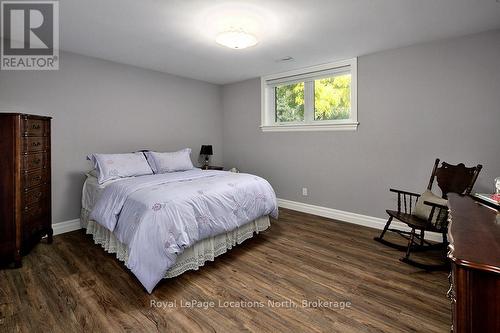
(314, 74), (351, 121)
(275, 82), (304, 122)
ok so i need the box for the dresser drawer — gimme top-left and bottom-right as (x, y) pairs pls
(22, 118), (47, 137)
(22, 186), (47, 207)
(22, 169), (49, 189)
(22, 136), (49, 153)
(22, 203), (48, 226)
(22, 152), (47, 171)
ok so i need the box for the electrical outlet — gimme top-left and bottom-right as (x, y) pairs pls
(302, 187), (308, 196)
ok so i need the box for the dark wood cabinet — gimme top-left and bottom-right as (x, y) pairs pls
(447, 194), (500, 333)
(0, 113), (52, 267)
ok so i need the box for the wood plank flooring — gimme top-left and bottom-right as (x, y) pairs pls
(0, 208), (450, 332)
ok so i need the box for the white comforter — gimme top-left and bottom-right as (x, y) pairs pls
(90, 169), (278, 293)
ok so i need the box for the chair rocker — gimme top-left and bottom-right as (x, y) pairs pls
(374, 158), (482, 270)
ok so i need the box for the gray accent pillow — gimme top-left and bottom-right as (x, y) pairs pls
(413, 190), (448, 225)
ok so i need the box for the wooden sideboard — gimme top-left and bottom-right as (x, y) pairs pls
(447, 194), (500, 333)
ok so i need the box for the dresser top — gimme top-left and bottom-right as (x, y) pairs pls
(448, 193), (500, 274)
(0, 113), (52, 120)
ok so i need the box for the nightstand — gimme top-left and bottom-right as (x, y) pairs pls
(201, 165), (224, 170)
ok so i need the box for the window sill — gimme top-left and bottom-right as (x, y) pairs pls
(260, 122), (359, 132)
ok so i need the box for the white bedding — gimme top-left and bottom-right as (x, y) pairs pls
(81, 208), (270, 279)
(82, 173), (125, 211)
(82, 169), (277, 293)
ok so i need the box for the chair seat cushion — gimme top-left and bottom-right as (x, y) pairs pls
(413, 190), (448, 225)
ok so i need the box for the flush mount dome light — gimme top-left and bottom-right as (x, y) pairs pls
(215, 29), (258, 49)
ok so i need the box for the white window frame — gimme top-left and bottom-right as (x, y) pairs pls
(260, 58), (358, 132)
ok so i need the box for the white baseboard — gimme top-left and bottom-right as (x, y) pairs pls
(52, 219), (81, 236)
(277, 198), (442, 242)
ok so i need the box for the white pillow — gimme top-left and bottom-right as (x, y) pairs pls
(145, 148), (194, 173)
(87, 152), (153, 184)
(413, 190), (448, 225)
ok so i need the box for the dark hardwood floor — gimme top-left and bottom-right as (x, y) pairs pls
(0, 208), (450, 332)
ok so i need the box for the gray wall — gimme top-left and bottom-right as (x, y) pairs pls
(0, 52), (223, 223)
(1, 30), (498, 225)
(222, 30), (500, 219)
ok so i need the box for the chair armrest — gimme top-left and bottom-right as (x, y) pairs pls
(390, 188), (420, 214)
(423, 201), (448, 210)
(423, 201), (449, 230)
(389, 188), (421, 198)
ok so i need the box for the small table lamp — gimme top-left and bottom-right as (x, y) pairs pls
(200, 145), (213, 168)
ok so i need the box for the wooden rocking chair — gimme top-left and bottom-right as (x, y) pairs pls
(374, 158), (482, 269)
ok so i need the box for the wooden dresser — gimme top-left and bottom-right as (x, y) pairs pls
(0, 113), (52, 267)
(447, 194), (500, 332)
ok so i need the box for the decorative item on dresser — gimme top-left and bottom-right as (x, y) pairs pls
(447, 194), (500, 333)
(0, 113), (52, 268)
(472, 193), (500, 210)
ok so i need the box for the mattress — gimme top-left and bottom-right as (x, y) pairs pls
(80, 174), (271, 279)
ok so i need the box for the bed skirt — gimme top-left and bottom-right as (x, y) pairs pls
(80, 208), (270, 278)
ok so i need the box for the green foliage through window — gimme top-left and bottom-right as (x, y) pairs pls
(275, 83), (304, 122)
(274, 75), (351, 123)
(314, 74), (351, 120)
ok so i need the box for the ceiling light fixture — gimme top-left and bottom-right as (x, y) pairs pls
(215, 29), (258, 49)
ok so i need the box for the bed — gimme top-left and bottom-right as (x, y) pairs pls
(80, 168), (278, 293)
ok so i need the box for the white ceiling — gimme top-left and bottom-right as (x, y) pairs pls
(60, 0), (500, 84)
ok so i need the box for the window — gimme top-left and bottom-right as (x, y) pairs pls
(261, 58), (358, 132)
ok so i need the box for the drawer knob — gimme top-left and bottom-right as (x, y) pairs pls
(32, 124), (40, 129)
